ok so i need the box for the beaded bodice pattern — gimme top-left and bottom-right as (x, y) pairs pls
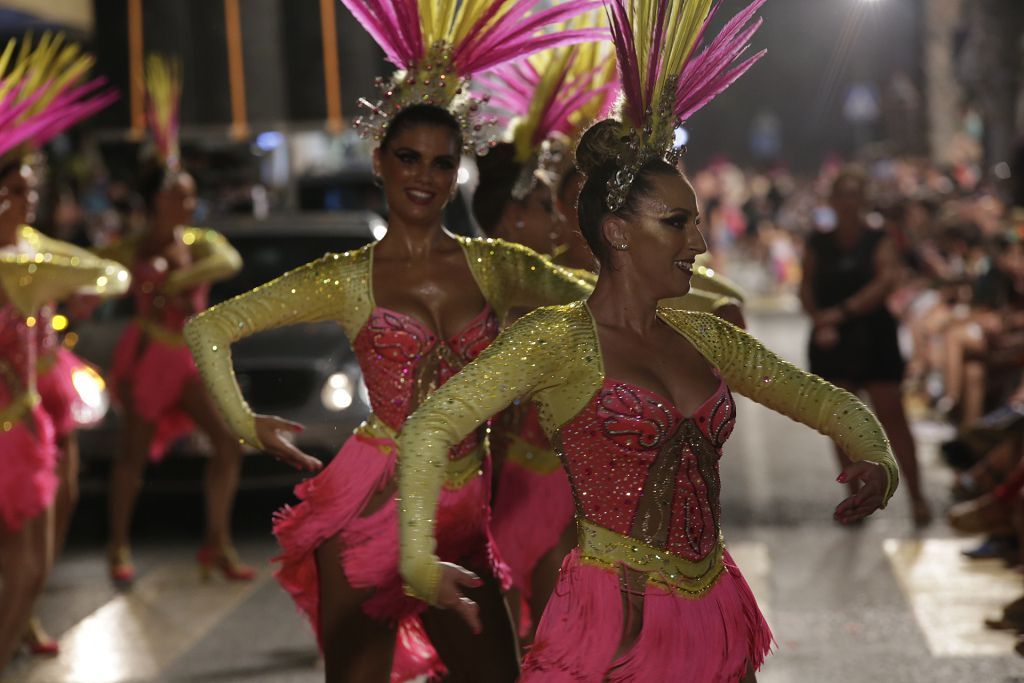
(560, 378), (735, 561)
(354, 305), (499, 458)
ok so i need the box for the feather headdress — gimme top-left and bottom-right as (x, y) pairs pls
(144, 54), (182, 171)
(341, 0), (606, 155)
(0, 33), (118, 168)
(599, 0), (766, 210)
(479, 14), (618, 198)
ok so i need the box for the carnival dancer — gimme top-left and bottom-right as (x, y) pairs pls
(105, 55), (248, 586)
(473, 26), (748, 639)
(185, 2), (606, 679)
(0, 33), (125, 670)
(397, 2), (899, 681)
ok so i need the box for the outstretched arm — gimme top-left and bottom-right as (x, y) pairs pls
(0, 237), (130, 316)
(163, 229), (242, 294)
(184, 253), (350, 457)
(664, 310), (899, 512)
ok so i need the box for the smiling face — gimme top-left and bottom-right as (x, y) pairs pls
(604, 172), (707, 299)
(373, 123), (460, 228)
(0, 163), (38, 245)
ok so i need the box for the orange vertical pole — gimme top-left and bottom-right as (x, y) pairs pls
(319, 0), (344, 133)
(128, 0), (144, 139)
(224, 0), (249, 139)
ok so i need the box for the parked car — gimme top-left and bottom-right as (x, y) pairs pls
(74, 211), (383, 490)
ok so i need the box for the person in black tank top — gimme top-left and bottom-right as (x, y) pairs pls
(800, 169), (931, 526)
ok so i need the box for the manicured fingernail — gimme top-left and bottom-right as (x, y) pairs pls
(837, 474), (848, 483)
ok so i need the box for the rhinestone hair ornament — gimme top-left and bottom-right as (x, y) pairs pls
(597, 0), (767, 211)
(339, 0), (606, 156)
(0, 32), (118, 169)
(477, 12), (619, 199)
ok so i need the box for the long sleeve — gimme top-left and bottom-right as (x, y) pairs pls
(397, 306), (574, 603)
(463, 238), (593, 315)
(184, 250), (371, 447)
(163, 228), (242, 295)
(661, 308), (899, 504)
(0, 238), (130, 317)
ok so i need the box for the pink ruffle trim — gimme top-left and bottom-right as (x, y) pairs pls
(109, 322), (197, 461)
(38, 347), (104, 437)
(492, 458), (574, 629)
(272, 432), (506, 681)
(0, 403), (57, 532)
(522, 549), (774, 682)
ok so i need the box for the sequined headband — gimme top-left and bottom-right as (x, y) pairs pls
(353, 43), (498, 157)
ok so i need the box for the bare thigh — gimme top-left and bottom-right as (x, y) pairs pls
(421, 573), (519, 682)
(178, 378), (237, 447)
(315, 535), (395, 683)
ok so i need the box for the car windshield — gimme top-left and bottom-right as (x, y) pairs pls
(211, 234), (371, 303)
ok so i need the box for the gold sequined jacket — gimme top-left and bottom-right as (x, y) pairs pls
(396, 301), (899, 603)
(184, 236), (604, 448)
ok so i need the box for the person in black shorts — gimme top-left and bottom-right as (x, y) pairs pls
(801, 168), (932, 526)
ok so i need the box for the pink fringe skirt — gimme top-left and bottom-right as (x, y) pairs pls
(0, 398), (57, 533)
(522, 549), (773, 682)
(492, 457), (574, 599)
(38, 347), (106, 438)
(272, 428), (507, 681)
(109, 322), (197, 462)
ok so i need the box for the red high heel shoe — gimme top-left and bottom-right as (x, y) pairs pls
(196, 546), (256, 582)
(23, 617), (59, 656)
(108, 546), (136, 585)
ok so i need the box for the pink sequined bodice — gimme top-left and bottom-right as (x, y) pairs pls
(132, 258), (208, 331)
(0, 302), (37, 397)
(354, 305), (499, 458)
(559, 378), (736, 561)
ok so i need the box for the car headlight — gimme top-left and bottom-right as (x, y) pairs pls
(321, 372), (354, 411)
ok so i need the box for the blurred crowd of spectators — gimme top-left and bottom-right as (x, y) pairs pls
(691, 148), (1024, 654)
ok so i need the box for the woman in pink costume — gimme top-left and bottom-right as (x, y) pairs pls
(105, 56), (249, 585)
(0, 35), (125, 670)
(397, 2), (898, 681)
(474, 36), (749, 640)
(185, 2), (604, 679)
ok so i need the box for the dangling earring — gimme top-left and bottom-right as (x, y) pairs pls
(515, 219), (526, 230)
(373, 175), (384, 188)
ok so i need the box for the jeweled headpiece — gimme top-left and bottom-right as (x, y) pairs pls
(144, 54), (182, 172)
(0, 33), (118, 168)
(480, 14), (618, 198)
(341, 0), (605, 156)
(597, 0), (766, 210)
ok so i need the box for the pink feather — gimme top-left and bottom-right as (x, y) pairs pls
(674, 0), (767, 121)
(455, 2), (605, 74)
(0, 75), (118, 161)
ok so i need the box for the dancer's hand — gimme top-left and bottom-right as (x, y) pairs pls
(254, 415), (322, 472)
(436, 563), (484, 634)
(833, 461), (888, 524)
